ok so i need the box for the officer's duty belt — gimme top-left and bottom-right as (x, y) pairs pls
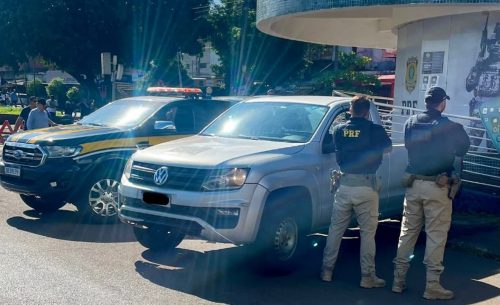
(341, 173), (375, 187)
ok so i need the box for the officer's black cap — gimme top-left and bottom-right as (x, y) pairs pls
(425, 86), (450, 104)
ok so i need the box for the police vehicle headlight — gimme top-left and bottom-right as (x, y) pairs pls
(123, 158), (133, 180)
(43, 146), (82, 158)
(202, 168), (249, 191)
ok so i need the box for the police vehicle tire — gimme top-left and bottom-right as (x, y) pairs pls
(133, 226), (185, 251)
(76, 169), (122, 224)
(20, 194), (66, 213)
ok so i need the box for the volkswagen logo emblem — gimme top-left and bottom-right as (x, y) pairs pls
(13, 150), (24, 160)
(153, 166), (169, 186)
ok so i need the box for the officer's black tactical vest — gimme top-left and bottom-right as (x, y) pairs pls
(335, 120), (381, 174)
(406, 114), (456, 176)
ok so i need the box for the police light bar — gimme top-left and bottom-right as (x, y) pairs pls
(147, 87), (202, 94)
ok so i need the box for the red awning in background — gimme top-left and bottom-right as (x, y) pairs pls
(383, 49), (397, 58)
(378, 74), (395, 84)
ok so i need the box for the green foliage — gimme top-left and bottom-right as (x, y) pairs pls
(46, 78), (66, 103)
(66, 86), (81, 101)
(208, 0), (308, 94)
(314, 52), (381, 95)
(26, 80), (45, 97)
(0, 0), (211, 96)
(0, 106), (22, 115)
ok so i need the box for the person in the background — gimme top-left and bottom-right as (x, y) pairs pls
(10, 89), (18, 106)
(78, 98), (91, 118)
(26, 99), (57, 130)
(65, 100), (76, 118)
(46, 98), (57, 121)
(14, 96), (37, 131)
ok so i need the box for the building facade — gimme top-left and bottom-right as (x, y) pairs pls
(257, 0), (500, 189)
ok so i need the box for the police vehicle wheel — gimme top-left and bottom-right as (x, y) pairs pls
(133, 226), (185, 252)
(20, 194), (66, 213)
(77, 177), (121, 223)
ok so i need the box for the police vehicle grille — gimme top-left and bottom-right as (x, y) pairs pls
(130, 161), (211, 191)
(2, 144), (44, 166)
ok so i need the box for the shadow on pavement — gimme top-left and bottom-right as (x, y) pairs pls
(6, 209), (135, 243)
(135, 225), (500, 305)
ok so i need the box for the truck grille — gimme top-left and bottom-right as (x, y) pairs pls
(2, 143), (45, 167)
(129, 161), (211, 191)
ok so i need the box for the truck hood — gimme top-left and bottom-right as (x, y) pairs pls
(133, 135), (305, 167)
(7, 124), (126, 145)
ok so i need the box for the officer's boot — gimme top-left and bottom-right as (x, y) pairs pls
(360, 273), (386, 288)
(320, 267), (333, 282)
(423, 272), (454, 300)
(392, 268), (407, 293)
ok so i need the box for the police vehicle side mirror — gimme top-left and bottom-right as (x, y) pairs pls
(322, 132), (335, 154)
(154, 120), (176, 132)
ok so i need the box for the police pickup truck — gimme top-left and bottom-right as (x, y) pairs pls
(118, 96), (408, 269)
(0, 95), (234, 222)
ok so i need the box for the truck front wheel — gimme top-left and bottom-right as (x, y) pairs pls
(254, 208), (307, 274)
(133, 226), (185, 252)
(20, 194), (66, 213)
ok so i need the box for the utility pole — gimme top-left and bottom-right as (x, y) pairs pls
(238, 0), (250, 95)
(177, 50), (183, 87)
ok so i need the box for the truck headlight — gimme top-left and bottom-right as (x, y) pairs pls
(123, 158), (133, 179)
(43, 146), (82, 158)
(202, 168), (249, 191)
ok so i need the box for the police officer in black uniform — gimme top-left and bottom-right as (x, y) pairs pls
(392, 86), (470, 300)
(321, 96), (392, 288)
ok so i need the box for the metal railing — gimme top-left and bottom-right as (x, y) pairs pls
(333, 91), (500, 192)
(370, 97), (499, 192)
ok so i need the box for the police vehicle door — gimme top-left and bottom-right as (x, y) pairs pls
(147, 101), (196, 146)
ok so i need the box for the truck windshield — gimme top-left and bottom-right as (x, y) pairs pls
(201, 102), (328, 143)
(78, 100), (159, 128)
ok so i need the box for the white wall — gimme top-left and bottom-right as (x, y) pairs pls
(396, 11), (500, 117)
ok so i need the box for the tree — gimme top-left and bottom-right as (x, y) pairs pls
(208, 0), (308, 94)
(46, 78), (66, 105)
(0, 0), (211, 98)
(66, 86), (81, 102)
(313, 52), (381, 95)
(26, 80), (45, 97)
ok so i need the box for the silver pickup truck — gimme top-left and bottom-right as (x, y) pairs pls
(118, 96), (407, 270)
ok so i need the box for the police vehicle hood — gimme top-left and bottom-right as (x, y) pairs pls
(7, 124), (127, 146)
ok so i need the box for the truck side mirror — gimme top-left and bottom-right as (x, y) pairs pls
(322, 132), (335, 154)
(154, 120), (176, 131)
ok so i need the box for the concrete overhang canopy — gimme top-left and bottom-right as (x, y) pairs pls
(257, 1), (500, 49)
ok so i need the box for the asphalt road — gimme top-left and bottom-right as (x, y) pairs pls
(0, 188), (498, 305)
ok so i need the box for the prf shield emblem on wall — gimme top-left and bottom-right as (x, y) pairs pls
(405, 57), (418, 93)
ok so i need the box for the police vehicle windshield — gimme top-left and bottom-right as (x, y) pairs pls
(201, 102), (328, 143)
(78, 100), (160, 128)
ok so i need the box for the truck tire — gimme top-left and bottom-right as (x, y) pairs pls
(133, 226), (185, 252)
(254, 196), (309, 274)
(20, 194), (66, 213)
(76, 170), (121, 224)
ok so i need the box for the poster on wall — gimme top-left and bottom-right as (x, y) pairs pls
(405, 57), (418, 93)
(422, 51), (445, 74)
(465, 13), (499, 153)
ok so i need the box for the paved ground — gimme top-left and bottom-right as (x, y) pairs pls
(0, 188), (498, 305)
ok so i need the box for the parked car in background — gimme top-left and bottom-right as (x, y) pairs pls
(0, 93), (236, 222)
(117, 96), (408, 270)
